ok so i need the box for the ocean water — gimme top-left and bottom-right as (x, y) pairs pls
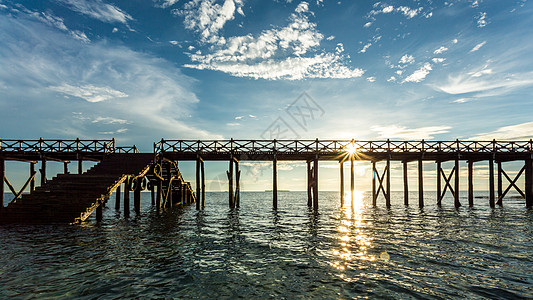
(1, 191), (532, 299)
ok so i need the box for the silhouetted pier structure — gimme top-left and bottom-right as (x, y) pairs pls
(155, 139), (533, 209)
(0, 139), (195, 224)
(1, 138), (532, 223)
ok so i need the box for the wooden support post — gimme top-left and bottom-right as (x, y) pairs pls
(96, 204), (103, 221)
(468, 161), (474, 207)
(115, 184), (121, 210)
(168, 163), (173, 207)
(63, 162), (69, 174)
(40, 158), (47, 186)
(124, 177), (130, 217)
(235, 160), (240, 208)
(30, 162), (35, 192)
(313, 157), (319, 210)
(307, 161), (312, 207)
(436, 161), (442, 206)
(78, 159), (83, 175)
(228, 159), (234, 209)
(350, 158), (355, 207)
(273, 157), (277, 210)
(0, 159), (4, 208)
(372, 161), (377, 207)
(339, 161), (344, 207)
(524, 158), (533, 208)
(150, 183), (155, 206)
(134, 178), (141, 214)
(196, 158), (201, 210)
(489, 158), (495, 208)
(403, 161), (408, 206)
(418, 159), (424, 208)
(497, 161), (503, 205)
(156, 180), (162, 209)
(386, 158), (391, 208)
(201, 160), (205, 209)
(455, 158), (461, 208)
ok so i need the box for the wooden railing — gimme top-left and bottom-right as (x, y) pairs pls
(0, 138), (137, 154)
(154, 139), (533, 154)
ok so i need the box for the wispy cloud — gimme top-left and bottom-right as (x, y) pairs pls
(471, 122), (533, 140)
(57, 0), (133, 24)
(371, 125), (451, 140)
(49, 84), (127, 102)
(470, 41), (486, 52)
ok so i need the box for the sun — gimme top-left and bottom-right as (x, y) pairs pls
(345, 143), (357, 155)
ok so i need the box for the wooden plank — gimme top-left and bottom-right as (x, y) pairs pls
(41, 158), (47, 186)
(235, 161), (240, 208)
(497, 161), (502, 203)
(78, 159), (83, 175)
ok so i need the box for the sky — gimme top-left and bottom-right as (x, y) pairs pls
(1, 0), (533, 192)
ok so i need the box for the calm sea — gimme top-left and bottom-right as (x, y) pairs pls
(1, 191), (532, 299)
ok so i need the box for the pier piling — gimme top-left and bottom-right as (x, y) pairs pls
(403, 161), (408, 206)
(339, 161), (344, 207)
(418, 159), (424, 208)
(273, 156), (277, 210)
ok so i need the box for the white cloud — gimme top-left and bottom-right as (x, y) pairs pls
(433, 46), (448, 54)
(363, 22), (372, 28)
(154, 0), (180, 8)
(359, 42), (372, 53)
(366, 76), (376, 82)
(371, 125), (451, 140)
(477, 12), (488, 27)
(387, 76), (396, 82)
(470, 41), (486, 52)
(92, 117), (130, 124)
(179, 0), (245, 43)
(452, 38), (458, 44)
(435, 71), (533, 96)
(399, 54), (415, 64)
(226, 122), (241, 126)
(403, 62), (432, 83)
(432, 57), (446, 63)
(396, 6), (422, 19)
(471, 122), (533, 140)
(58, 0), (133, 24)
(382, 6), (394, 13)
(169, 40), (179, 45)
(184, 2), (364, 80)
(49, 84), (128, 102)
(326, 35), (335, 40)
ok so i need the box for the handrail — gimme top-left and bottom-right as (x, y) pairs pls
(154, 139), (533, 154)
(0, 138), (138, 154)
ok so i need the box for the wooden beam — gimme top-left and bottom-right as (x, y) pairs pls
(455, 159), (461, 208)
(235, 161), (240, 208)
(313, 156), (318, 210)
(0, 159), (4, 208)
(386, 158), (391, 208)
(403, 161), (408, 206)
(30, 162), (35, 192)
(78, 159), (83, 175)
(436, 161), (442, 206)
(525, 158), (533, 208)
(372, 161), (377, 207)
(64, 162), (69, 174)
(273, 157), (277, 210)
(196, 158), (201, 210)
(468, 161), (474, 207)
(339, 161), (344, 207)
(40, 158), (47, 186)
(227, 159), (234, 209)
(115, 184), (121, 210)
(489, 158), (495, 208)
(201, 160), (205, 209)
(307, 160), (312, 207)
(497, 161), (503, 203)
(418, 159), (424, 208)
(124, 177), (130, 217)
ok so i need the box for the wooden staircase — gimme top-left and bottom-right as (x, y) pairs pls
(0, 153), (154, 224)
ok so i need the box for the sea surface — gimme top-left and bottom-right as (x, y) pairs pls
(1, 191), (532, 299)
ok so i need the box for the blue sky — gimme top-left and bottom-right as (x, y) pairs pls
(1, 0), (533, 192)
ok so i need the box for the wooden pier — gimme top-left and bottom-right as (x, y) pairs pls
(1, 138), (532, 224)
(155, 139), (533, 209)
(0, 139), (196, 224)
